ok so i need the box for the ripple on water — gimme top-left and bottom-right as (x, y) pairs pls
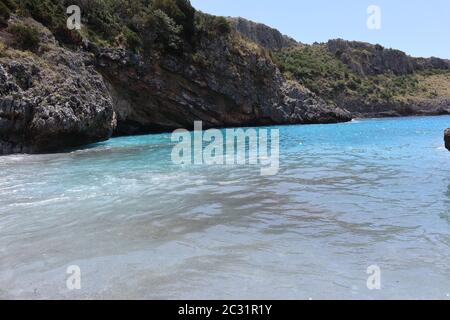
(1, 116), (450, 299)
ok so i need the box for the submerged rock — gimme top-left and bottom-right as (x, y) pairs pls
(445, 129), (450, 151)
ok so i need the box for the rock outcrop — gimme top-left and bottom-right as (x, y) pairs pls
(326, 40), (450, 118)
(93, 35), (350, 136)
(228, 17), (297, 51)
(327, 39), (450, 77)
(0, 20), (115, 155)
(445, 129), (450, 151)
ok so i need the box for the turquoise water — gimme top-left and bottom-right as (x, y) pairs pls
(1, 116), (450, 299)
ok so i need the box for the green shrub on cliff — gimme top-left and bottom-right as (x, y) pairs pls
(10, 0), (81, 45)
(3, 0), (231, 53)
(274, 45), (429, 104)
(152, 0), (195, 39)
(0, 0), (17, 16)
(194, 13), (231, 39)
(8, 23), (40, 51)
(73, 0), (196, 48)
(18, 0), (64, 28)
(147, 8), (183, 50)
(274, 45), (357, 99)
(0, 1), (11, 26)
(0, 7), (10, 27)
(122, 28), (142, 52)
(0, 42), (7, 56)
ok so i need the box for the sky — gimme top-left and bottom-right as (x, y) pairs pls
(190, 0), (450, 59)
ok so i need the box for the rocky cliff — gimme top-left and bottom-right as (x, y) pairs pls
(0, 1), (350, 155)
(326, 39), (450, 77)
(325, 40), (450, 117)
(0, 18), (115, 155)
(274, 40), (450, 118)
(227, 17), (297, 51)
(93, 35), (349, 136)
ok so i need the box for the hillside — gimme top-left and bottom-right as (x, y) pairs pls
(0, 0), (449, 155)
(273, 39), (450, 117)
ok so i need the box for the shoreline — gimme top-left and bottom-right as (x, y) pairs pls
(2, 113), (450, 157)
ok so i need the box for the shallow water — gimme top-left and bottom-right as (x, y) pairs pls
(1, 116), (450, 299)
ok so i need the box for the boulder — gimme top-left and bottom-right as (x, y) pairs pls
(445, 129), (450, 151)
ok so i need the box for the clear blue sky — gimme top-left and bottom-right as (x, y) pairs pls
(191, 0), (450, 59)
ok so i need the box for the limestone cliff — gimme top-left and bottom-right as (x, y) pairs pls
(274, 40), (450, 118)
(93, 34), (349, 136)
(326, 39), (450, 77)
(0, 1), (350, 155)
(0, 18), (115, 154)
(227, 17), (297, 51)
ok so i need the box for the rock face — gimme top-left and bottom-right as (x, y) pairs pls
(93, 35), (350, 136)
(4, 9), (450, 155)
(0, 21), (116, 155)
(228, 17), (297, 51)
(309, 39), (450, 118)
(327, 39), (450, 77)
(0, 15), (350, 155)
(445, 129), (450, 151)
